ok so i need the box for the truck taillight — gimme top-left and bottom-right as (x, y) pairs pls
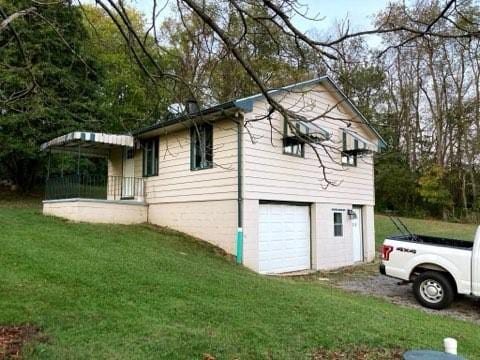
(381, 245), (394, 261)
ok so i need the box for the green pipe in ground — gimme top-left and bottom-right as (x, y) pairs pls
(236, 115), (244, 265)
(236, 227), (243, 264)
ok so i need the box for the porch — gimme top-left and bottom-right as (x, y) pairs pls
(44, 174), (144, 201)
(41, 131), (147, 224)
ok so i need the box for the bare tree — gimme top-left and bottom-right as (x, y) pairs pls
(2, 0), (479, 187)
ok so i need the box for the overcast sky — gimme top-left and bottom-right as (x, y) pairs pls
(84, 0), (388, 33)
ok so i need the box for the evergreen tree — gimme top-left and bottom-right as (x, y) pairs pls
(0, 0), (108, 190)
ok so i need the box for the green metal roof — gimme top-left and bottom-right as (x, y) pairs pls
(133, 101), (238, 136)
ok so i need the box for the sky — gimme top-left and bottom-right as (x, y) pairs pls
(86, 0), (388, 34)
(277, 0), (387, 33)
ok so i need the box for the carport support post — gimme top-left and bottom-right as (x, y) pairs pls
(77, 145), (81, 197)
(44, 149), (51, 200)
(77, 145), (81, 176)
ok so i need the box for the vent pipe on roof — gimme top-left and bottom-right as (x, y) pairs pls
(185, 99), (199, 114)
(167, 103), (184, 115)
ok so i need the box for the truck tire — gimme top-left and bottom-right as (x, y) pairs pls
(413, 271), (455, 310)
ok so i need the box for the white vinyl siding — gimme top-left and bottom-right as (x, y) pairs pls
(143, 119), (238, 203)
(242, 83), (376, 206)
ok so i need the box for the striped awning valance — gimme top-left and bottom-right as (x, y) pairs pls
(40, 132), (134, 157)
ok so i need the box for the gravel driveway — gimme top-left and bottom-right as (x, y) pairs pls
(335, 272), (480, 323)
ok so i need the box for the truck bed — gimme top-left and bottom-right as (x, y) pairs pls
(387, 234), (473, 250)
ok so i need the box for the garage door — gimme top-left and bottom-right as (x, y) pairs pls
(259, 203), (311, 274)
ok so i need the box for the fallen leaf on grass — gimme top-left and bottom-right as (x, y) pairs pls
(0, 325), (41, 360)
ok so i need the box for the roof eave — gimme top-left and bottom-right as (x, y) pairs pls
(133, 76), (387, 148)
(133, 101), (238, 136)
(321, 77), (387, 149)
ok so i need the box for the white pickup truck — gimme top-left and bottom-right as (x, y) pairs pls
(380, 221), (480, 310)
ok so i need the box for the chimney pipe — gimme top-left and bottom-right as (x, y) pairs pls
(185, 99), (199, 114)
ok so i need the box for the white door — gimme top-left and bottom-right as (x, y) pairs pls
(258, 204), (310, 274)
(352, 206), (364, 262)
(122, 148), (135, 198)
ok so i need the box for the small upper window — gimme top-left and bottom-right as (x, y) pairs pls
(283, 137), (305, 157)
(191, 123), (213, 170)
(341, 132), (357, 167)
(333, 212), (343, 237)
(283, 118), (306, 158)
(142, 138), (159, 177)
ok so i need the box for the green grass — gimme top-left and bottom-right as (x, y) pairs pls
(1, 203), (480, 359)
(375, 214), (478, 248)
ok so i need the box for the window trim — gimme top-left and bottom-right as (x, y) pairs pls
(333, 212), (343, 237)
(142, 137), (159, 177)
(190, 123), (214, 171)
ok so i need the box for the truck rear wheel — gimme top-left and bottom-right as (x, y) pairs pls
(413, 271), (455, 310)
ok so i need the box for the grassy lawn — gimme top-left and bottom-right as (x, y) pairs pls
(1, 202), (479, 359)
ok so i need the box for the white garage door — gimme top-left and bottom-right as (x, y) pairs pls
(259, 203), (311, 274)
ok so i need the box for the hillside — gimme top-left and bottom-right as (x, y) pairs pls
(0, 204), (478, 358)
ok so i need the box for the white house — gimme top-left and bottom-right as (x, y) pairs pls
(41, 76), (386, 274)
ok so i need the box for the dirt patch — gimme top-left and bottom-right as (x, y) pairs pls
(0, 326), (40, 359)
(312, 346), (404, 359)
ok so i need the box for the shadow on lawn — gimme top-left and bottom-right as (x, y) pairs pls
(0, 187), (43, 209)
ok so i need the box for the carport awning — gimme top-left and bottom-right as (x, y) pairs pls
(40, 131), (134, 157)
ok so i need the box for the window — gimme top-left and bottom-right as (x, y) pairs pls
(341, 132), (357, 167)
(283, 117), (306, 158)
(283, 137), (305, 157)
(191, 123), (213, 170)
(142, 138), (159, 177)
(333, 212), (343, 237)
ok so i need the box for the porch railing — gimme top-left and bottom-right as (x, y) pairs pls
(45, 175), (144, 201)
